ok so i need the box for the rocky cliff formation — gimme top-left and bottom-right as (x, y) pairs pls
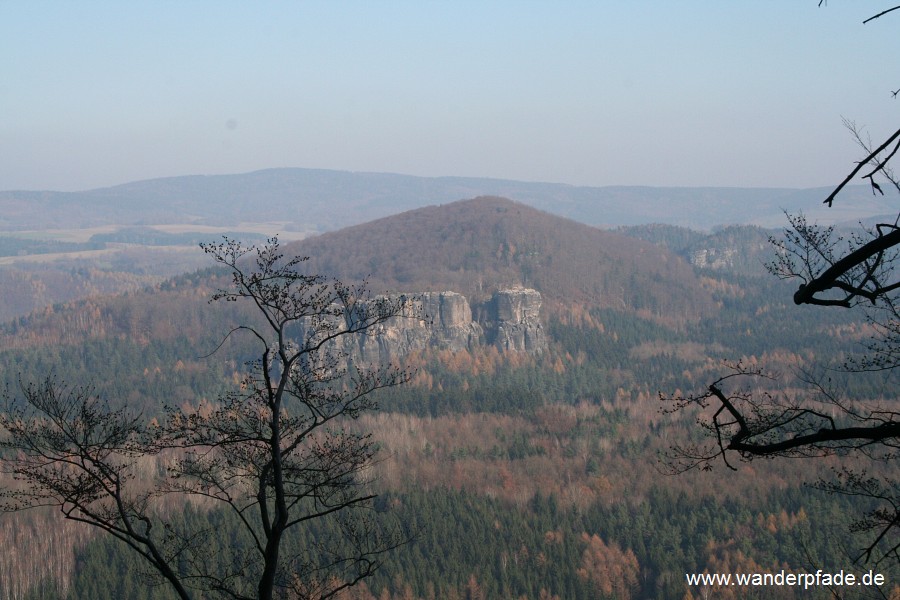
(325, 288), (546, 366)
(486, 287), (546, 353)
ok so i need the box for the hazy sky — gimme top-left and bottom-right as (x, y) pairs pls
(2, 2), (897, 191)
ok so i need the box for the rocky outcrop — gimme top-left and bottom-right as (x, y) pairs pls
(350, 291), (484, 364)
(313, 288), (546, 366)
(486, 288), (546, 353)
(422, 291), (484, 350)
(689, 247), (739, 270)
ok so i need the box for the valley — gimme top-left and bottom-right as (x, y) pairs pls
(0, 185), (896, 599)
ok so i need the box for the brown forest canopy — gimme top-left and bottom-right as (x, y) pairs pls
(0, 197), (719, 352)
(285, 196), (717, 322)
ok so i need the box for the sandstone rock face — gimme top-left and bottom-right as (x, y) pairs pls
(313, 288), (547, 366)
(488, 287), (547, 354)
(690, 247), (738, 270)
(420, 291), (484, 351)
(332, 291), (483, 366)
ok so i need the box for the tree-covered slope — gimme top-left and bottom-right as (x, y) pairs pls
(284, 196), (718, 322)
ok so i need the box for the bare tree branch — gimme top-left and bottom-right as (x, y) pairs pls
(863, 5), (900, 24)
(823, 127), (900, 208)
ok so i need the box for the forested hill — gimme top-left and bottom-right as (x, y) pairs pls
(0, 197), (717, 356)
(620, 223), (775, 277)
(285, 196), (717, 322)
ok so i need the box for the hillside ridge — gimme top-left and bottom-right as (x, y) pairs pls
(0, 197), (719, 353)
(283, 196), (717, 323)
(1, 167), (891, 232)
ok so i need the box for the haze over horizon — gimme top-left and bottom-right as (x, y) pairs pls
(2, 2), (897, 193)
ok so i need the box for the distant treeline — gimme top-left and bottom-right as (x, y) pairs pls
(89, 227), (267, 246)
(0, 237), (104, 257)
(0, 229), (268, 258)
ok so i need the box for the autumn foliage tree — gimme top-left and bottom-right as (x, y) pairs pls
(576, 533), (640, 600)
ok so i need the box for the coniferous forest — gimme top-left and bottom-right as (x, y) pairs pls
(7, 1), (900, 597)
(0, 197), (897, 599)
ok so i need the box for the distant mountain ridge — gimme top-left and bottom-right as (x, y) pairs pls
(0, 167), (891, 232)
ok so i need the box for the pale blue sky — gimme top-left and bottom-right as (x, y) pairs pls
(1, 2), (897, 191)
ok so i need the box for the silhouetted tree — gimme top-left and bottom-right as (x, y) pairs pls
(666, 3), (900, 565)
(0, 237), (415, 599)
